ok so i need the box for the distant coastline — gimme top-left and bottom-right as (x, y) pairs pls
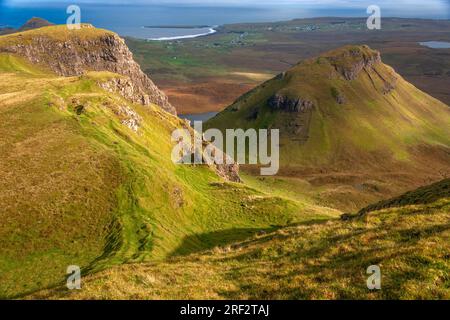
(143, 25), (212, 29)
(146, 26), (218, 41)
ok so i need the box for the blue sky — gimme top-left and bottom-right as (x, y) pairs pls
(1, 0), (448, 35)
(2, 1), (448, 21)
(4, 1), (448, 16)
(2, 0), (449, 6)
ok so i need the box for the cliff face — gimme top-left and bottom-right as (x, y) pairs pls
(268, 94), (315, 113)
(0, 25), (176, 115)
(324, 45), (382, 81)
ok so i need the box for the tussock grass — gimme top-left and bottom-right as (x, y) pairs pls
(32, 198), (450, 300)
(359, 179), (450, 215)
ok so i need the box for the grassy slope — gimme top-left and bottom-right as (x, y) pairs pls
(358, 178), (450, 215)
(206, 45), (450, 211)
(0, 31), (336, 298)
(0, 24), (115, 45)
(32, 191), (450, 300)
(207, 46), (450, 167)
(0, 54), (123, 297)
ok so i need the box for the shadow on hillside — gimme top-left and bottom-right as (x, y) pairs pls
(358, 178), (450, 215)
(169, 227), (281, 257)
(169, 219), (332, 257)
(219, 221), (450, 300)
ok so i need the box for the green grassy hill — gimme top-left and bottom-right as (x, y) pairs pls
(206, 45), (450, 211)
(31, 182), (450, 300)
(0, 28), (337, 298)
(358, 178), (450, 216)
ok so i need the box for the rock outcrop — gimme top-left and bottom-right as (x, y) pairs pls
(268, 94), (315, 112)
(202, 142), (241, 183)
(0, 24), (176, 115)
(214, 161), (241, 182)
(325, 46), (397, 96)
(175, 121), (241, 183)
(97, 77), (157, 107)
(331, 87), (346, 104)
(325, 45), (382, 81)
(118, 105), (142, 133)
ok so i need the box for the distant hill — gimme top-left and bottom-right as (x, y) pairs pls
(206, 45), (450, 209)
(19, 17), (54, 31)
(0, 17), (54, 35)
(0, 27), (16, 35)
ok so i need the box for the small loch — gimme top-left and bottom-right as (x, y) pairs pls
(179, 112), (218, 124)
(419, 41), (450, 49)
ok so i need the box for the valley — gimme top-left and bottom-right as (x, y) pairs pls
(0, 16), (449, 301)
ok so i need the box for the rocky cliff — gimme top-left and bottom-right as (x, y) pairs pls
(323, 44), (382, 81)
(268, 94), (315, 113)
(0, 24), (240, 181)
(0, 24), (176, 115)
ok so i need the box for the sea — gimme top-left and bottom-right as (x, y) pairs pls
(1, 1), (449, 40)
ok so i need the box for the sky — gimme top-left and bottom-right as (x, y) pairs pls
(1, 0), (449, 15)
(4, 1), (447, 16)
(3, 0), (449, 7)
(1, 0), (448, 39)
(1, 0), (449, 22)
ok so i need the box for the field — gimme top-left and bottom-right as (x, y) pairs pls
(126, 18), (450, 114)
